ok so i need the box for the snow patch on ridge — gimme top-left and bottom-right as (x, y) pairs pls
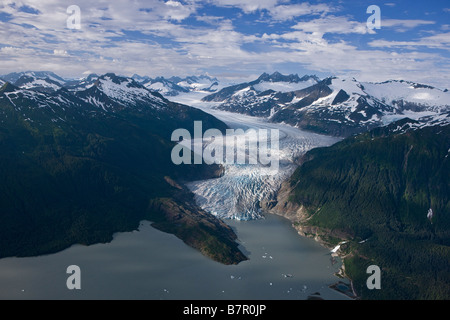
(97, 76), (164, 107)
(253, 79), (317, 93)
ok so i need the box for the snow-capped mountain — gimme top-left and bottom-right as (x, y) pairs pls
(12, 75), (63, 93)
(131, 74), (151, 83)
(387, 112), (450, 134)
(140, 76), (190, 96)
(0, 72), (228, 144)
(64, 73), (99, 91)
(1, 71), (101, 93)
(75, 73), (168, 112)
(132, 74), (220, 96)
(0, 81), (97, 127)
(360, 80), (450, 113)
(0, 72), (220, 125)
(1, 71), (66, 85)
(1, 71), (221, 98)
(170, 75), (220, 93)
(202, 72), (319, 103)
(0, 71), (70, 93)
(202, 73), (450, 136)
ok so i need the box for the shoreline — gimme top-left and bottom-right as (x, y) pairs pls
(264, 180), (360, 300)
(262, 210), (359, 300)
(289, 218), (358, 299)
(289, 216), (358, 299)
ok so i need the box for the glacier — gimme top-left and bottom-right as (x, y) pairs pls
(172, 93), (341, 220)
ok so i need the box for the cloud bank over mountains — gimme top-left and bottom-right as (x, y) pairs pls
(0, 1), (449, 87)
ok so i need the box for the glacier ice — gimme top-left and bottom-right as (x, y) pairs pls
(175, 97), (341, 220)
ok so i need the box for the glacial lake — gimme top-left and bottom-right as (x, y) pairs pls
(0, 214), (349, 300)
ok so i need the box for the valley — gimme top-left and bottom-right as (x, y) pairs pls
(0, 73), (245, 265)
(1, 70), (449, 300)
(1, 0), (449, 303)
(171, 93), (341, 220)
(172, 75), (450, 300)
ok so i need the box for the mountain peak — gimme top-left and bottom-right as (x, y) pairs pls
(87, 73), (166, 108)
(256, 71), (315, 84)
(100, 73), (120, 82)
(131, 74), (151, 82)
(96, 73), (143, 89)
(13, 75), (63, 93)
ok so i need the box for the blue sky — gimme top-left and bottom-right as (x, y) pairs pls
(0, 0), (449, 87)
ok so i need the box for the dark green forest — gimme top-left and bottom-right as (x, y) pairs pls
(0, 82), (245, 264)
(289, 121), (450, 299)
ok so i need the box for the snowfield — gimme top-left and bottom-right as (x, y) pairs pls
(98, 75), (163, 105)
(253, 79), (318, 93)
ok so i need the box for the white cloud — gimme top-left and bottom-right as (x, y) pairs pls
(0, 0), (448, 88)
(209, 1), (334, 21)
(381, 19), (435, 32)
(53, 49), (68, 56)
(163, 0), (196, 21)
(369, 32), (450, 50)
(274, 40), (450, 87)
(268, 3), (334, 21)
(291, 16), (370, 36)
(209, 0), (279, 13)
(254, 14), (450, 87)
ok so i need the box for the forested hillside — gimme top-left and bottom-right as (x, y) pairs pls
(288, 120), (450, 299)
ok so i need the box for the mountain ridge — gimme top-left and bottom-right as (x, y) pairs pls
(202, 73), (450, 137)
(0, 72), (246, 264)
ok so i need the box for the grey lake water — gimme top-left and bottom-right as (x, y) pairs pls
(0, 214), (349, 300)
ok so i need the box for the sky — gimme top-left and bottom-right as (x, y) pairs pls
(0, 0), (449, 87)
